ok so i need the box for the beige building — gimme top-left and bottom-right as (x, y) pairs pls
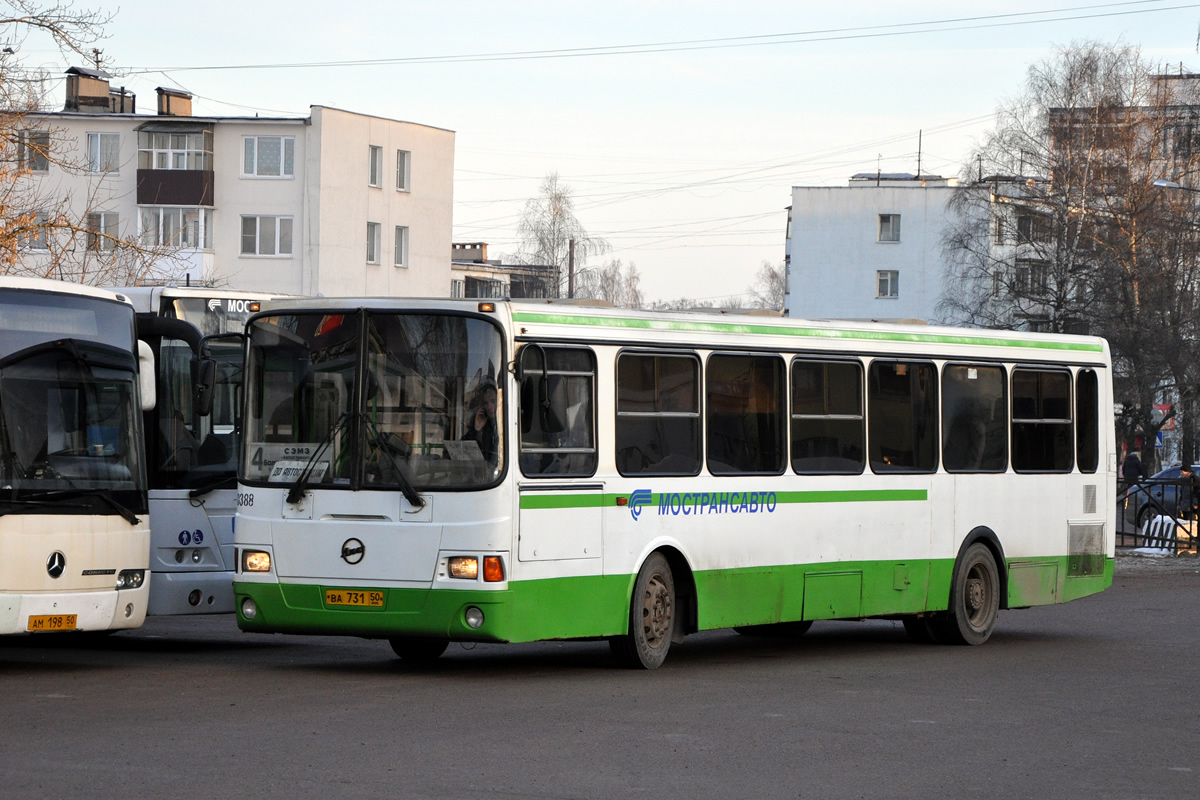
(17, 66), (454, 296)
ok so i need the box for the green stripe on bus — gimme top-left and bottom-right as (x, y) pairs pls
(519, 488), (927, 510)
(511, 311), (1105, 352)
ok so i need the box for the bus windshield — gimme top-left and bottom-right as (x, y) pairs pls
(242, 310), (504, 490)
(0, 342), (145, 506)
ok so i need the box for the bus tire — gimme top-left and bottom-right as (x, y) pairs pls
(388, 637), (449, 662)
(734, 621), (813, 638)
(610, 552), (675, 669)
(936, 542), (1000, 646)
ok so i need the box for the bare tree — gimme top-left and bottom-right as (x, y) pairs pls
(940, 41), (1200, 463)
(1, 2), (190, 285)
(573, 258), (643, 308)
(746, 260), (785, 310)
(513, 172), (608, 297)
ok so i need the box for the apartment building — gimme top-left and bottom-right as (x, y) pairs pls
(15, 66), (454, 295)
(785, 173), (959, 322)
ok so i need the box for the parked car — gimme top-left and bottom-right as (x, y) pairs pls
(1121, 465), (1199, 528)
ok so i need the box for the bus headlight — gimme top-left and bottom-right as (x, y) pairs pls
(447, 556), (478, 579)
(116, 570), (144, 589)
(242, 550), (271, 572)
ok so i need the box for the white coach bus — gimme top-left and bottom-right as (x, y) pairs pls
(1, 277), (154, 634)
(232, 298), (1114, 668)
(119, 286), (265, 615)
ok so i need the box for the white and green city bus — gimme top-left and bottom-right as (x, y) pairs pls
(233, 298), (1114, 668)
(119, 286), (265, 615)
(0, 277), (154, 634)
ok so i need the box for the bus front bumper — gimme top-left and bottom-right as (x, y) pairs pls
(0, 585), (150, 635)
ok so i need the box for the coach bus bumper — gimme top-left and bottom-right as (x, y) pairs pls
(233, 581), (518, 642)
(0, 584), (150, 635)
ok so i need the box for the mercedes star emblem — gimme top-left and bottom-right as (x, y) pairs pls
(46, 550), (66, 579)
(340, 538), (365, 565)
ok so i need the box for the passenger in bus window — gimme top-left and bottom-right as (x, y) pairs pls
(462, 384), (498, 465)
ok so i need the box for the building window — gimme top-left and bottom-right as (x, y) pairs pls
(18, 131), (50, 172)
(86, 212), (120, 251)
(1016, 212), (1050, 243)
(87, 132), (120, 173)
(367, 221), (381, 264)
(20, 211), (49, 251)
(240, 215), (293, 256)
(138, 130), (213, 170)
(992, 214), (1006, 245)
(878, 213), (901, 242)
(451, 279), (465, 298)
(368, 145), (383, 187)
(876, 270), (899, 298)
(393, 225), (408, 267)
(1014, 258), (1049, 296)
(396, 149), (410, 191)
(243, 136), (295, 177)
(140, 207), (213, 250)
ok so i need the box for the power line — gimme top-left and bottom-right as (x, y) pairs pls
(123, 2), (1195, 73)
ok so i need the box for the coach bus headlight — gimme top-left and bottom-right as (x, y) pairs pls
(116, 570), (144, 589)
(464, 607), (485, 629)
(447, 556), (479, 580)
(242, 550), (272, 573)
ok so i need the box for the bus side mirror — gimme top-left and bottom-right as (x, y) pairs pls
(193, 356), (217, 417)
(138, 340), (156, 412)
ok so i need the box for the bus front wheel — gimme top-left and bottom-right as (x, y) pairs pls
(933, 542), (1000, 646)
(610, 553), (675, 669)
(388, 637), (449, 662)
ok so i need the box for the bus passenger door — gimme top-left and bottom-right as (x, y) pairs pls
(517, 482), (603, 561)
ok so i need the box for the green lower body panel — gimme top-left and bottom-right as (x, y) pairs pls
(233, 554), (1114, 643)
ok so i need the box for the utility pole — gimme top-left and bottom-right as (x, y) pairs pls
(567, 238), (576, 299)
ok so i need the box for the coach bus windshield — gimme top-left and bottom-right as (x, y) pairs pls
(242, 310), (504, 491)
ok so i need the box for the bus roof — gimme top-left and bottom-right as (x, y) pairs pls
(0, 276), (133, 306)
(253, 297), (1110, 362)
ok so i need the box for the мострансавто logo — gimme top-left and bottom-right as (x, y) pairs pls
(627, 490), (778, 521)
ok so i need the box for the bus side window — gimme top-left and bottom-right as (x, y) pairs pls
(791, 359), (864, 475)
(1011, 368), (1073, 473)
(706, 354), (786, 475)
(941, 364), (1007, 473)
(1075, 369), (1099, 473)
(868, 360), (938, 473)
(616, 352), (701, 476)
(518, 345), (597, 477)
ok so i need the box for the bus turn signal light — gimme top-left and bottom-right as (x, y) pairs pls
(483, 556), (504, 582)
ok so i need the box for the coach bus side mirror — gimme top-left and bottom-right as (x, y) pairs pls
(192, 356), (217, 418)
(138, 340), (156, 412)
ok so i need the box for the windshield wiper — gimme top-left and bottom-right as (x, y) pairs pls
(286, 412), (351, 505)
(15, 488), (140, 525)
(363, 417), (425, 510)
(188, 475), (237, 500)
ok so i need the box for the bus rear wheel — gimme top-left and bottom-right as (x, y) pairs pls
(934, 542), (1000, 646)
(610, 553), (675, 669)
(388, 637), (449, 662)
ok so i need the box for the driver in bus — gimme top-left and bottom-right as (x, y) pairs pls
(461, 383), (498, 466)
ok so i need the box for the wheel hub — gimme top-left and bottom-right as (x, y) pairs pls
(642, 574), (672, 647)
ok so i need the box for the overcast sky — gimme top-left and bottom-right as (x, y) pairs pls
(16, 1), (1200, 302)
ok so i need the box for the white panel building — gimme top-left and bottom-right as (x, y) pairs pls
(785, 173), (959, 322)
(15, 67), (454, 296)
